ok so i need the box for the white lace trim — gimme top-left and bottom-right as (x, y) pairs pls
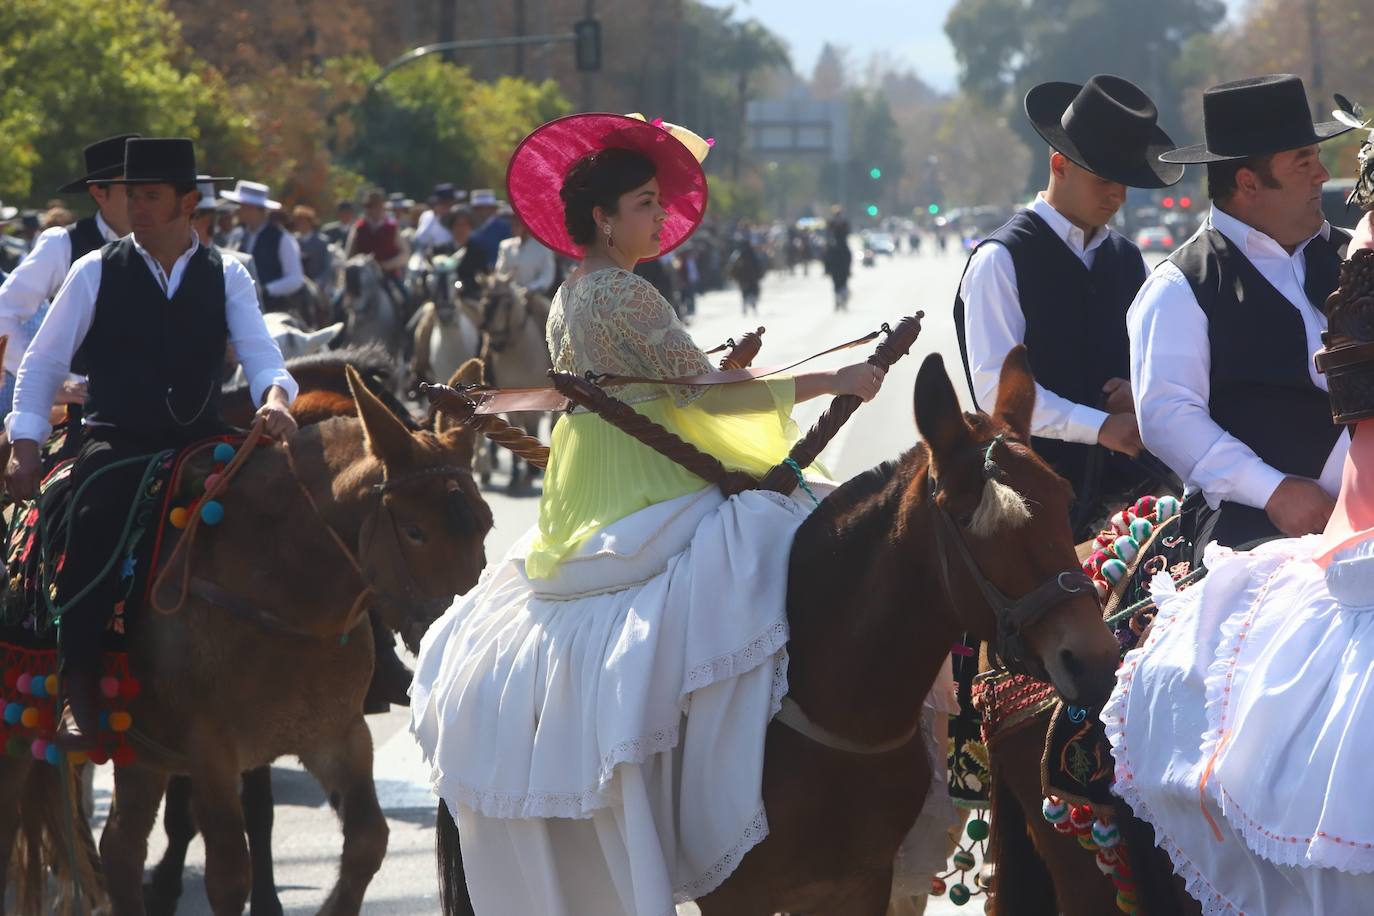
(672, 805), (771, 903)
(1103, 581), (1241, 915)
(1199, 554), (1374, 874)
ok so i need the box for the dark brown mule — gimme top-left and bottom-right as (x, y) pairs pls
(1, 365), (493, 916)
(436, 347), (1121, 915)
(143, 359), (483, 916)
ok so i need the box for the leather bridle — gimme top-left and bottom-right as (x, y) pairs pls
(928, 435), (1095, 681)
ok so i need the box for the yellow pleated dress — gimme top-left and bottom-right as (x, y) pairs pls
(526, 266), (800, 578)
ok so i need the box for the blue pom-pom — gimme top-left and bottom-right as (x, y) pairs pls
(28, 678), (45, 699)
(3, 702), (21, 725)
(200, 500), (225, 526)
(44, 744), (61, 766)
(212, 443), (236, 463)
(98, 710), (111, 731)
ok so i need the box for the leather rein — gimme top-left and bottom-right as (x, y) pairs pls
(928, 434), (1094, 681)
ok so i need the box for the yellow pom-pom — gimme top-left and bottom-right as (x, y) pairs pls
(67, 750), (88, 765)
(169, 507), (189, 529)
(20, 707), (39, 729)
(44, 674), (58, 696)
(108, 711), (132, 733)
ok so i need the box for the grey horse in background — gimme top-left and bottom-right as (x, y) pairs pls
(340, 254), (405, 363)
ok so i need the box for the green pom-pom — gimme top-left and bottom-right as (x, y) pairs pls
(966, 818), (990, 842)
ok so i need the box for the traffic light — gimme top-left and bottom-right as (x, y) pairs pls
(1180, 196), (1193, 209)
(869, 167), (882, 180)
(866, 204), (879, 217)
(927, 203), (940, 216)
(573, 18), (601, 72)
(1162, 196), (1175, 209)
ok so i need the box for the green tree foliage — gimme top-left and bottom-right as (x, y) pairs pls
(0, 0), (254, 205)
(345, 58), (569, 197)
(945, 0), (1227, 190)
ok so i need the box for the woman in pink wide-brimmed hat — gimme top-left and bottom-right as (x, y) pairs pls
(408, 114), (932, 916)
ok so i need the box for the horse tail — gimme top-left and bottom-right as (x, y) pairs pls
(985, 761), (1058, 916)
(436, 800), (476, 916)
(12, 760), (103, 915)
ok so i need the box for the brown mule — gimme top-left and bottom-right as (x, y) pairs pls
(1, 363), (493, 916)
(435, 347), (1121, 915)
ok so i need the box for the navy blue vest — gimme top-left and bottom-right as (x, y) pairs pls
(954, 209), (1146, 485)
(1167, 224), (1348, 481)
(249, 221), (284, 287)
(82, 239), (228, 443)
(65, 217), (106, 264)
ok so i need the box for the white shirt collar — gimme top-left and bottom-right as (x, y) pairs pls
(1208, 204), (1330, 261)
(1031, 194), (1111, 257)
(129, 230), (201, 294)
(94, 211), (120, 243)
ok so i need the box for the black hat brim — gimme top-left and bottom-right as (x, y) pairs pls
(1026, 82), (1186, 189)
(106, 174), (235, 185)
(1159, 120), (1354, 163)
(57, 164), (125, 193)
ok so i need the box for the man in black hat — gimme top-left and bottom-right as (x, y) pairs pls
(1130, 74), (1355, 560)
(955, 75), (1184, 534)
(3, 137), (299, 750)
(0, 134), (140, 409)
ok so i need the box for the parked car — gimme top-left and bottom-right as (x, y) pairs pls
(865, 232), (897, 256)
(1135, 226), (1176, 253)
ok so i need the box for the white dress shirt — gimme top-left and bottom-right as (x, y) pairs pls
(0, 212), (119, 375)
(5, 233), (298, 444)
(1128, 206), (1349, 511)
(412, 208), (454, 250)
(960, 194), (1119, 444)
(237, 223), (305, 298)
(495, 235), (556, 292)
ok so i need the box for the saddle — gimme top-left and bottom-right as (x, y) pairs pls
(0, 433), (247, 767)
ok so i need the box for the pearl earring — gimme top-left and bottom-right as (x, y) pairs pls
(604, 223), (615, 249)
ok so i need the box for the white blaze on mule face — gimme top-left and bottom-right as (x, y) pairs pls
(968, 477), (1032, 538)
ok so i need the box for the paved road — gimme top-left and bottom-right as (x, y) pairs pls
(90, 241), (991, 914)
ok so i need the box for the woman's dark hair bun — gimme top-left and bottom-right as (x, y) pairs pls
(560, 147), (657, 247)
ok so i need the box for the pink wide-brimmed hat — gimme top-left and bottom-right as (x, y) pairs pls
(505, 113), (710, 262)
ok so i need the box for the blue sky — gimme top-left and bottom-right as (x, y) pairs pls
(711, 0), (1246, 91)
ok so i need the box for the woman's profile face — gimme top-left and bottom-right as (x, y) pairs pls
(610, 176), (667, 260)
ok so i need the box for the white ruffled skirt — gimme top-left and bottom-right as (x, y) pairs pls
(1104, 537), (1374, 913)
(410, 486), (806, 915)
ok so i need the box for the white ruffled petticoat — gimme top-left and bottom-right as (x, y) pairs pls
(410, 486), (809, 916)
(1104, 537), (1374, 913)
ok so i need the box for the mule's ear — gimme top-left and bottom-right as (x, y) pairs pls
(346, 364), (413, 467)
(434, 359), (485, 441)
(992, 345), (1035, 442)
(445, 357), (484, 390)
(914, 353), (972, 468)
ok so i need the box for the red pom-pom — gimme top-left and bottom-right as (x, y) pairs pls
(1070, 804), (1095, 830)
(87, 747), (109, 766)
(119, 677), (141, 701)
(111, 744), (136, 767)
(37, 708), (55, 733)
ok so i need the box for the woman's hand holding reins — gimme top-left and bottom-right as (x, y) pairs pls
(832, 362), (887, 402)
(793, 363), (887, 403)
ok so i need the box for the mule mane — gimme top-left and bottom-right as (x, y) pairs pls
(224, 344), (420, 431)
